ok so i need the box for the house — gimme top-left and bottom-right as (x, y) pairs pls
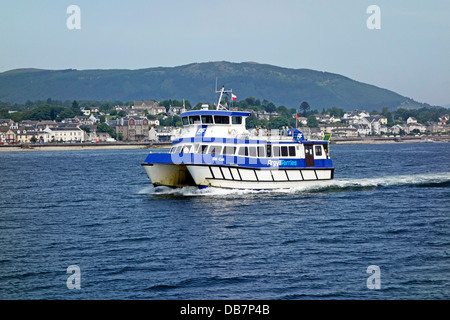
(168, 105), (186, 116)
(342, 110), (370, 123)
(14, 128), (52, 143)
(351, 124), (371, 137)
(154, 126), (178, 143)
(390, 124), (406, 135)
(256, 111), (271, 121)
(89, 131), (112, 142)
(315, 114), (331, 123)
(47, 127), (86, 142)
(108, 116), (150, 141)
(148, 127), (158, 142)
(407, 117), (418, 124)
(133, 101), (166, 116)
(81, 106), (100, 115)
(319, 123), (349, 134)
(0, 127), (16, 143)
(374, 115), (388, 125)
(0, 119), (13, 127)
(318, 124), (358, 138)
(407, 122), (427, 134)
(439, 114), (449, 124)
(296, 117), (308, 126)
(357, 116), (383, 135)
(36, 120), (58, 130)
(331, 127), (358, 138)
(75, 115), (94, 126)
(427, 122), (450, 134)
(329, 115), (341, 123)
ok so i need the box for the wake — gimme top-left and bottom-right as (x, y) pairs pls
(137, 172), (450, 197)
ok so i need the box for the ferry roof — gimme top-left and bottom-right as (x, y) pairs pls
(180, 110), (251, 117)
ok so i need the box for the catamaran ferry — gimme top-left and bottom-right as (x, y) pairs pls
(142, 87), (334, 190)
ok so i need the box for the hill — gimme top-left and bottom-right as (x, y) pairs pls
(0, 61), (432, 111)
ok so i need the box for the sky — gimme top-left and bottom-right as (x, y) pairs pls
(0, 0), (449, 106)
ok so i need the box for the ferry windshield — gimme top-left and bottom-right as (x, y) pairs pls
(214, 115), (230, 124)
(232, 116), (242, 124)
(189, 115), (201, 124)
(201, 115), (213, 124)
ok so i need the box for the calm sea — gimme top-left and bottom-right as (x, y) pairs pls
(0, 143), (449, 300)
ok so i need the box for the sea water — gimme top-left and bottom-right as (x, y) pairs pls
(0, 143), (448, 299)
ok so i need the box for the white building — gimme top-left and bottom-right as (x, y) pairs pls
(46, 127), (86, 142)
(407, 117), (418, 124)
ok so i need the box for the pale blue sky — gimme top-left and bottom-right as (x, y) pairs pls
(0, 0), (449, 106)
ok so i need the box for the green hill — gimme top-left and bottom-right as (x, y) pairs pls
(0, 61), (431, 111)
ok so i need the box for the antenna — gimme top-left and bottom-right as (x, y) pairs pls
(215, 85), (233, 110)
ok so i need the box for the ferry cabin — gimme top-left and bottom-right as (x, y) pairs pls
(170, 110), (331, 167)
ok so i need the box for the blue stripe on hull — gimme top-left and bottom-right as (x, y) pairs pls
(143, 152), (333, 169)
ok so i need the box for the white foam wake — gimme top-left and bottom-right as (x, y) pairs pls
(136, 172), (450, 197)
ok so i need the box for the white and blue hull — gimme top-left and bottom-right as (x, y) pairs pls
(143, 162), (334, 190)
(186, 165), (333, 190)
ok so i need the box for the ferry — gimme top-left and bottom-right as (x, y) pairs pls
(142, 87), (334, 190)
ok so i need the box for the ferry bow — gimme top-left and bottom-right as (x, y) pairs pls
(142, 87), (334, 190)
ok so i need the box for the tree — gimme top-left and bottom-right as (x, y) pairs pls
(300, 101), (310, 116)
(307, 114), (318, 128)
(97, 123), (115, 137)
(245, 113), (258, 129)
(329, 107), (344, 118)
(264, 102), (276, 113)
(381, 107), (394, 126)
(72, 100), (79, 110)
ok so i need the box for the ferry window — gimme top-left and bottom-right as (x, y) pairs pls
(182, 117), (189, 126)
(214, 116), (230, 124)
(175, 145), (183, 153)
(266, 145), (272, 157)
(201, 145), (209, 154)
(170, 147), (175, 153)
(189, 115), (201, 124)
(315, 146), (322, 156)
(238, 146), (248, 156)
(223, 146), (236, 155)
(208, 145), (222, 155)
(272, 146), (281, 157)
(257, 146), (265, 157)
(281, 146), (289, 157)
(182, 145), (192, 153)
(201, 115), (213, 124)
(249, 147), (257, 157)
(289, 146), (296, 157)
(232, 116), (242, 124)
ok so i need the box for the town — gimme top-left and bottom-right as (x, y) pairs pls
(0, 98), (449, 145)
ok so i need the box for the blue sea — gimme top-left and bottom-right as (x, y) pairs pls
(0, 143), (449, 300)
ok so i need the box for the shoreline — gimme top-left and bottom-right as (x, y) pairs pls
(0, 142), (170, 152)
(331, 135), (450, 145)
(0, 136), (449, 152)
